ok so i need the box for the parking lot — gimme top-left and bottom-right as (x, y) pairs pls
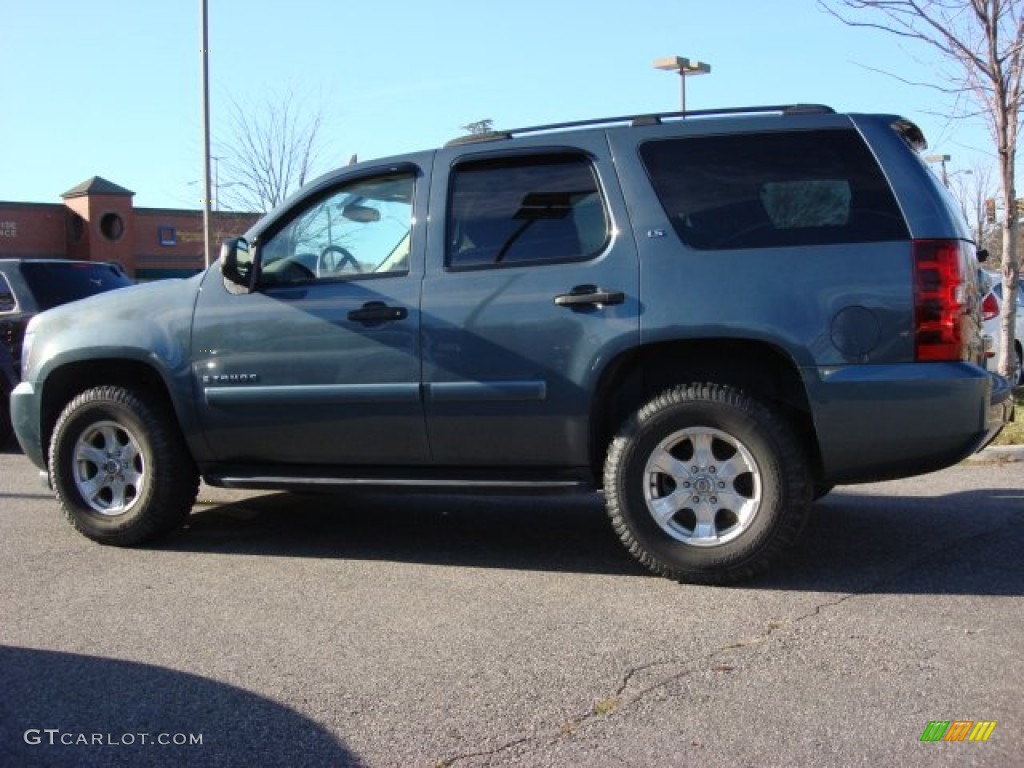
(0, 445), (1021, 767)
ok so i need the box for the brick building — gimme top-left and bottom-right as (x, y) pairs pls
(0, 177), (260, 280)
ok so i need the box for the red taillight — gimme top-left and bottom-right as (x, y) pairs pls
(982, 292), (999, 321)
(913, 239), (967, 361)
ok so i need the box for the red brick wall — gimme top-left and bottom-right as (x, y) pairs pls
(0, 194), (260, 280)
(133, 209), (261, 279)
(0, 204), (68, 259)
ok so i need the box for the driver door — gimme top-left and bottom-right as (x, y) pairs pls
(191, 166), (429, 465)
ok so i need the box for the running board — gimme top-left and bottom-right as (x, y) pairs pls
(203, 468), (592, 495)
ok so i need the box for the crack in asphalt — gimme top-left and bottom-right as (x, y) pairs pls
(436, 508), (1022, 766)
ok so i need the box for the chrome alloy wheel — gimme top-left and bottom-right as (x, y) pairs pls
(72, 420), (146, 516)
(642, 427), (762, 547)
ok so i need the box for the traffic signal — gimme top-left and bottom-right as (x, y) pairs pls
(985, 198), (996, 223)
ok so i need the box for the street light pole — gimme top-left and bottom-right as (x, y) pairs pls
(925, 154), (952, 188)
(653, 56), (711, 112)
(200, 0), (213, 268)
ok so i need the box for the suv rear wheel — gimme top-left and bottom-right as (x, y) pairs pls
(604, 383), (811, 585)
(49, 386), (199, 545)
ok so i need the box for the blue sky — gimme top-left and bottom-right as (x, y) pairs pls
(0, 0), (1001, 210)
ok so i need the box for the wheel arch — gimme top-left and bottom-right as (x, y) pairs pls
(39, 358), (191, 463)
(589, 338), (822, 484)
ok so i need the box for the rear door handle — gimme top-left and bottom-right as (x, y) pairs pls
(554, 284), (625, 308)
(348, 301), (408, 324)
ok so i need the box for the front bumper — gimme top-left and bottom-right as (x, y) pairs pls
(10, 380), (45, 470)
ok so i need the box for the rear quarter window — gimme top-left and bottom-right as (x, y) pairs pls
(639, 129), (908, 250)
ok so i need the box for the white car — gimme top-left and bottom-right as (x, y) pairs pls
(982, 271), (1024, 386)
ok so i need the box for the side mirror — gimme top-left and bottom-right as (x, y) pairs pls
(220, 237), (255, 294)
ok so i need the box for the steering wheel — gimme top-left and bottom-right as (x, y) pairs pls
(317, 245), (362, 276)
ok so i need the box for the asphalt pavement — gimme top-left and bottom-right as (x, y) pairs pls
(0, 445), (1021, 767)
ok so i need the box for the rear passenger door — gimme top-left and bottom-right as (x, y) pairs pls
(421, 136), (640, 467)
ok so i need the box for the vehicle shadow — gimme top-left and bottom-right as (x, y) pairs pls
(762, 486), (1024, 595)
(0, 646), (361, 767)
(155, 484), (1024, 595)
(168, 489), (643, 578)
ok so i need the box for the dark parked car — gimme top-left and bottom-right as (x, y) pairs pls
(0, 342), (15, 445)
(0, 259), (133, 444)
(10, 105), (1013, 584)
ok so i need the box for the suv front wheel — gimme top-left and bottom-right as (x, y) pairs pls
(604, 383), (811, 585)
(49, 386), (199, 545)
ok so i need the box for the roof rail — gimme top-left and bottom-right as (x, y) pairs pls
(444, 104), (835, 147)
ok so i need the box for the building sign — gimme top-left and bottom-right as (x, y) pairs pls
(0, 220), (16, 238)
(158, 226), (177, 246)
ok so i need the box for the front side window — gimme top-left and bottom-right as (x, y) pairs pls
(640, 130), (908, 250)
(259, 171), (415, 284)
(446, 154), (609, 269)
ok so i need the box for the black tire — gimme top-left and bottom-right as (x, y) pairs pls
(0, 389), (12, 449)
(812, 483), (834, 501)
(48, 386), (199, 545)
(604, 383), (811, 585)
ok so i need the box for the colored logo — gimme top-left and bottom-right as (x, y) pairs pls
(920, 720), (997, 742)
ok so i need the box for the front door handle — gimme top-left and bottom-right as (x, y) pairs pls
(554, 284), (625, 308)
(348, 301), (408, 324)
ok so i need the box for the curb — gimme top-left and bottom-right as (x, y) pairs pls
(963, 444), (1024, 464)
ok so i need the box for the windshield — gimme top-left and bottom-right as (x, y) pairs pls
(20, 261), (133, 310)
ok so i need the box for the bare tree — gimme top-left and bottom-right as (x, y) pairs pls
(217, 91), (326, 214)
(462, 119), (495, 135)
(948, 161), (1000, 251)
(821, 0), (1022, 380)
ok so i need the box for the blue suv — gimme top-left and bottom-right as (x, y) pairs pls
(10, 105), (1012, 583)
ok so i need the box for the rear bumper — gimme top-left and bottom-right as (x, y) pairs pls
(808, 363), (1013, 485)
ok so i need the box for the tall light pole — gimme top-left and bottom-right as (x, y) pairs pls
(653, 56), (711, 113)
(200, 0), (213, 268)
(925, 154), (952, 188)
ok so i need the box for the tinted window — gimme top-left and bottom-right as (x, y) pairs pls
(20, 262), (133, 310)
(260, 172), (414, 284)
(0, 274), (15, 313)
(447, 154), (608, 269)
(640, 130), (908, 250)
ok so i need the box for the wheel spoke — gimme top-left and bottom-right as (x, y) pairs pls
(77, 474), (106, 503)
(649, 489), (687, 526)
(716, 454), (754, 484)
(715, 487), (747, 511)
(692, 501), (718, 542)
(648, 446), (689, 481)
(120, 468), (143, 489)
(75, 443), (108, 467)
(106, 477), (131, 510)
(94, 424), (121, 451)
(690, 432), (715, 468)
(120, 441), (141, 468)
